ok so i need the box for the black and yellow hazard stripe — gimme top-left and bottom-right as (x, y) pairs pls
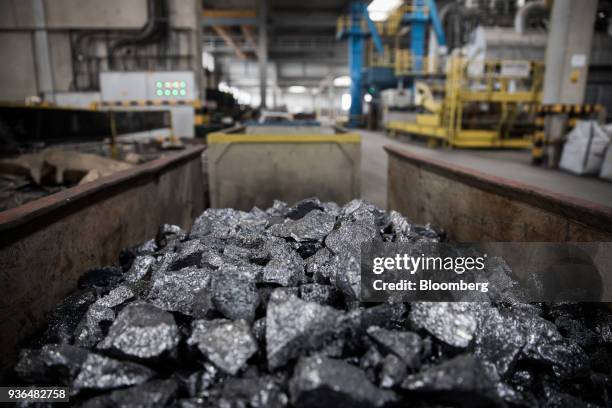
(531, 131), (545, 165)
(93, 99), (201, 109)
(537, 103), (603, 115)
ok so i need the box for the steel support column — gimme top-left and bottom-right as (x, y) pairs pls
(411, 0), (427, 73)
(257, 0), (268, 109)
(542, 0), (598, 167)
(347, 1), (365, 127)
(348, 36), (364, 127)
(543, 0), (598, 105)
(32, 0), (54, 102)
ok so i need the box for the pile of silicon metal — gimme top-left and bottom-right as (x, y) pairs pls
(14, 198), (612, 407)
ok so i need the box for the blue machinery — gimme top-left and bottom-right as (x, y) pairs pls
(337, 1), (383, 127)
(407, 0), (446, 73)
(337, 0), (446, 127)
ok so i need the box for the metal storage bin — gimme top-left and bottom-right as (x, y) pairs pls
(207, 125), (361, 210)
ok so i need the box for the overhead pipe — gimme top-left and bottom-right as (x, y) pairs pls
(514, 0), (548, 34)
(32, 0), (55, 101)
(108, 0), (169, 69)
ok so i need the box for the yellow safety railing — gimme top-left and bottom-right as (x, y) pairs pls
(440, 56), (544, 143)
(394, 49), (441, 75)
(366, 43), (395, 68)
(384, 2), (430, 35)
(336, 15), (367, 36)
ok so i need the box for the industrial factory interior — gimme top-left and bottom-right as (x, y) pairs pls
(1, 0), (612, 406)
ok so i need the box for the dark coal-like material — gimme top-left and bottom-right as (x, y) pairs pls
(13, 198), (612, 407)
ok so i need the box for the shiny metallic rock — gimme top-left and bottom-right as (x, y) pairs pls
(188, 319), (257, 375)
(177, 363), (219, 397)
(219, 376), (288, 408)
(331, 252), (362, 305)
(125, 254), (156, 282)
(265, 291), (342, 370)
(199, 246), (226, 269)
(409, 302), (480, 348)
(387, 210), (413, 238)
(285, 197), (324, 220)
(304, 247), (333, 282)
(344, 302), (407, 337)
(81, 379), (178, 408)
(72, 353), (155, 393)
(367, 326), (423, 369)
(156, 224), (187, 247)
(554, 315), (601, 348)
(147, 266), (213, 315)
(401, 354), (500, 404)
(324, 220), (378, 256)
(379, 354), (407, 389)
(262, 238), (304, 286)
(268, 209), (335, 242)
(518, 312), (589, 379)
(96, 285), (135, 308)
(211, 268), (259, 322)
(190, 208), (268, 239)
(74, 303), (115, 348)
(534, 338), (589, 380)
(222, 244), (255, 264)
(339, 199), (387, 227)
(359, 346), (384, 383)
(43, 289), (97, 344)
(289, 356), (397, 408)
(97, 302), (179, 360)
(119, 239), (158, 270)
(169, 239), (207, 270)
(474, 307), (526, 377)
(299, 283), (337, 305)
(266, 200), (289, 217)
(15, 344), (88, 384)
(594, 309), (612, 344)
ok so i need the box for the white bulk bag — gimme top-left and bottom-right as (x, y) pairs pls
(559, 120), (609, 176)
(599, 124), (612, 181)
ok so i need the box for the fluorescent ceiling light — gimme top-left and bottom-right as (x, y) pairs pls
(288, 86), (307, 93)
(367, 0), (403, 21)
(333, 76), (351, 87)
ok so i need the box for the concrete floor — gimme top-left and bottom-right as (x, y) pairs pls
(360, 129), (612, 209)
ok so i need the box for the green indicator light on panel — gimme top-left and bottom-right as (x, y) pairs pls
(179, 89), (186, 96)
(172, 89), (178, 96)
(156, 81), (163, 88)
(164, 82), (171, 88)
(156, 90), (163, 96)
(164, 90), (171, 96)
(180, 81), (186, 88)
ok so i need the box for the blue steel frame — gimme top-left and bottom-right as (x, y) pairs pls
(340, 0), (445, 127)
(341, 1), (384, 127)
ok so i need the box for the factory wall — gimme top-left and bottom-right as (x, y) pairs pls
(0, 0), (202, 103)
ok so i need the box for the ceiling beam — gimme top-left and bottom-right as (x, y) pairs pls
(211, 25), (247, 60)
(269, 11), (339, 27)
(240, 25), (259, 58)
(202, 9), (258, 26)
